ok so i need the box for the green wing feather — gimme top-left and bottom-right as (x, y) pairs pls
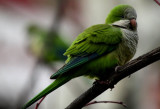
(50, 53), (99, 79)
(64, 24), (122, 57)
(51, 24), (122, 79)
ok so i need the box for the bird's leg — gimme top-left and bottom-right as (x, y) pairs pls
(93, 79), (114, 90)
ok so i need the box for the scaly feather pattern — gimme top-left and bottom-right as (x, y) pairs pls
(64, 24), (122, 57)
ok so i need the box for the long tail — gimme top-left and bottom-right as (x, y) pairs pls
(22, 76), (71, 109)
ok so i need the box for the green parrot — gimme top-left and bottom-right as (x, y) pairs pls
(27, 25), (68, 63)
(23, 4), (138, 109)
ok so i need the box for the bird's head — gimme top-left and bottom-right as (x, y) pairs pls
(106, 5), (137, 31)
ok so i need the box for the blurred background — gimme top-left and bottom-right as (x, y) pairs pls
(0, 0), (160, 109)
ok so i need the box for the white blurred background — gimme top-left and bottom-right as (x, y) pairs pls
(0, 0), (160, 109)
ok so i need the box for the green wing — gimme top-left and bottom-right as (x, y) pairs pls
(50, 53), (99, 79)
(50, 24), (122, 79)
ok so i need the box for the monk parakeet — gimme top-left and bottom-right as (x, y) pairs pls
(27, 25), (68, 63)
(23, 4), (138, 109)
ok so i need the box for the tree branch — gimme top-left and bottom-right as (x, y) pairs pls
(65, 47), (160, 109)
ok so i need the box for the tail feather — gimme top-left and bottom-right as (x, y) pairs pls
(22, 76), (71, 109)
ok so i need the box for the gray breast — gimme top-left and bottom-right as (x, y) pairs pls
(116, 29), (138, 65)
(122, 29), (138, 54)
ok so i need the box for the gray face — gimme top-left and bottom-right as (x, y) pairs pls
(124, 8), (137, 20)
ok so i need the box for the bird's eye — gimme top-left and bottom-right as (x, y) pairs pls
(121, 16), (125, 19)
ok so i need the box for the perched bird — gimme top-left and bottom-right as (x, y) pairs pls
(27, 25), (68, 63)
(23, 4), (138, 109)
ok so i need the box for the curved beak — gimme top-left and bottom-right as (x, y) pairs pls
(130, 19), (137, 30)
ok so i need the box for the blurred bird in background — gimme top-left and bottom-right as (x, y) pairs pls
(27, 24), (68, 64)
(27, 0), (83, 65)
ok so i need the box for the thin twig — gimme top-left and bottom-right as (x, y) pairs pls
(85, 101), (127, 108)
(35, 96), (46, 109)
(154, 0), (160, 6)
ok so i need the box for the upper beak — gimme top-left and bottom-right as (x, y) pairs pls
(130, 19), (137, 30)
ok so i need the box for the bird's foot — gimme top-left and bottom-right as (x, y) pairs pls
(115, 65), (122, 73)
(93, 79), (114, 90)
